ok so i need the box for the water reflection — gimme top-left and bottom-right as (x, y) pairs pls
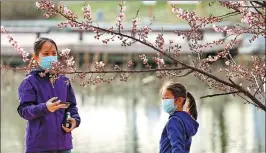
(1, 72), (265, 153)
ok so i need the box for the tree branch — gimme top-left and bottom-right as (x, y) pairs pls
(228, 78), (266, 111)
(217, 11), (241, 19)
(254, 81), (266, 96)
(200, 91), (241, 99)
(32, 2), (266, 111)
(55, 8), (266, 111)
(168, 70), (194, 77)
(0, 65), (189, 74)
(237, 93), (258, 107)
(250, 1), (263, 16)
(252, 1), (266, 8)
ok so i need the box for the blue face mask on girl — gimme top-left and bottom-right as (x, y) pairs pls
(162, 99), (177, 115)
(39, 56), (58, 69)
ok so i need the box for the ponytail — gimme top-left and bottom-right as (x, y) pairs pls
(186, 92), (198, 120)
(28, 57), (34, 69)
(27, 56), (38, 69)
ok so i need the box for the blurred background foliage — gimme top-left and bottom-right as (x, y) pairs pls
(1, 1), (43, 20)
(1, 1), (241, 23)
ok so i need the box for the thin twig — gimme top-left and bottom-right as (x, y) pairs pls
(254, 81), (266, 96)
(135, 8), (140, 18)
(252, 74), (261, 92)
(218, 11), (241, 19)
(239, 6), (264, 8)
(237, 93), (258, 107)
(131, 8), (140, 38)
(168, 70), (194, 77)
(229, 78), (237, 85)
(200, 91), (241, 99)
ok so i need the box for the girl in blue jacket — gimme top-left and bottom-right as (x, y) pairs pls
(159, 82), (199, 153)
(17, 37), (81, 153)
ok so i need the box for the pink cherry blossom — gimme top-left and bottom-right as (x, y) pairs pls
(61, 48), (71, 56)
(1, 26), (30, 62)
(82, 4), (92, 23)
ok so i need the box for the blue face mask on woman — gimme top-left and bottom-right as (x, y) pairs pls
(162, 99), (177, 115)
(39, 56), (58, 69)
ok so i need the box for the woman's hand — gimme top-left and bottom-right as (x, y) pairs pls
(46, 97), (68, 112)
(62, 117), (77, 132)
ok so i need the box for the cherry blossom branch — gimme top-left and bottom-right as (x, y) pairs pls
(94, 26), (266, 109)
(168, 70), (194, 77)
(1, 26), (30, 62)
(0, 65), (188, 74)
(33, 1), (266, 111)
(116, 1), (125, 33)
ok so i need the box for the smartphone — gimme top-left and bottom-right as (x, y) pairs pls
(60, 102), (71, 106)
(52, 98), (70, 106)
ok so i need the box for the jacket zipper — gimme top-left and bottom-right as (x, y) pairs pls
(49, 79), (60, 150)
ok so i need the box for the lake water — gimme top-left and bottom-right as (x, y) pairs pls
(1, 71), (265, 153)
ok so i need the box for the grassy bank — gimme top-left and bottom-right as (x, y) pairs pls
(1, 1), (241, 23)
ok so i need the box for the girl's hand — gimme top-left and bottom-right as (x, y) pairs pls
(62, 118), (77, 132)
(46, 97), (68, 112)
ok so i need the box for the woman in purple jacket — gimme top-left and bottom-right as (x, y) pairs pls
(159, 82), (199, 153)
(17, 37), (81, 153)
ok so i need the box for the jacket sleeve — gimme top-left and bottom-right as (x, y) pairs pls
(166, 116), (185, 153)
(66, 81), (81, 128)
(17, 78), (50, 120)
